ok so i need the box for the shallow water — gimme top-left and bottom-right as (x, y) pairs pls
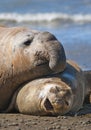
(0, 0), (91, 70)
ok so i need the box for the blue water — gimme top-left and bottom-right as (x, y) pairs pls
(0, 0), (91, 70)
(1, 0), (91, 14)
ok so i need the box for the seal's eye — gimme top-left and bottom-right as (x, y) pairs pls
(23, 39), (32, 46)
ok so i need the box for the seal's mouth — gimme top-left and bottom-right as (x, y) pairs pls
(37, 61), (49, 66)
(44, 98), (54, 111)
(36, 60), (49, 67)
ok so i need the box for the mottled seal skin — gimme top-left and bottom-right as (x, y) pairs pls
(8, 60), (91, 116)
(0, 26), (66, 111)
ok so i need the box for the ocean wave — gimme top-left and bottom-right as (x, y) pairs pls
(0, 12), (91, 24)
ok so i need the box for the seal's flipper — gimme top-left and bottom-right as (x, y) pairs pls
(75, 104), (91, 116)
(84, 70), (91, 92)
(84, 70), (91, 103)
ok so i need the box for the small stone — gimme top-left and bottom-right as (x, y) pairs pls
(32, 122), (37, 125)
(62, 116), (67, 119)
(67, 128), (72, 130)
(17, 128), (21, 130)
(57, 116), (61, 119)
(44, 119), (49, 121)
(50, 121), (54, 124)
(8, 122), (19, 126)
(56, 125), (61, 129)
(85, 120), (91, 125)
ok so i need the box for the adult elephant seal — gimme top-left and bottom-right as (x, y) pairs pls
(6, 60), (91, 116)
(0, 26), (66, 111)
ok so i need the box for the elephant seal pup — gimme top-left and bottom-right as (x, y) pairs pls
(0, 26), (66, 111)
(6, 60), (91, 116)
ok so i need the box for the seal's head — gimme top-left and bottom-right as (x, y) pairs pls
(0, 27), (66, 111)
(15, 79), (74, 116)
(12, 28), (66, 75)
(39, 83), (73, 115)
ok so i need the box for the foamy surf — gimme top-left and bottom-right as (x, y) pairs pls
(0, 13), (91, 24)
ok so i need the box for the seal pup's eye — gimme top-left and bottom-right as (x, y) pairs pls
(23, 39), (33, 46)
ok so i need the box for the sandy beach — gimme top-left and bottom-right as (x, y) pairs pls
(0, 112), (91, 130)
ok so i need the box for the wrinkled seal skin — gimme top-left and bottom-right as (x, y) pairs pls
(0, 26), (66, 111)
(8, 60), (90, 116)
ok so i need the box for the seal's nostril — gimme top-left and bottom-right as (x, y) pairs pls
(65, 100), (69, 106)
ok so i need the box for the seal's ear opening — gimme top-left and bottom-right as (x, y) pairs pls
(44, 98), (54, 111)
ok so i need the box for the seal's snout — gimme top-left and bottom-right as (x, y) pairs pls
(35, 31), (66, 73)
(51, 88), (73, 115)
(55, 98), (70, 107)
(40, 83), (73, 115)
(43, 97), (70, 113)
(45, 84), (73, 115)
